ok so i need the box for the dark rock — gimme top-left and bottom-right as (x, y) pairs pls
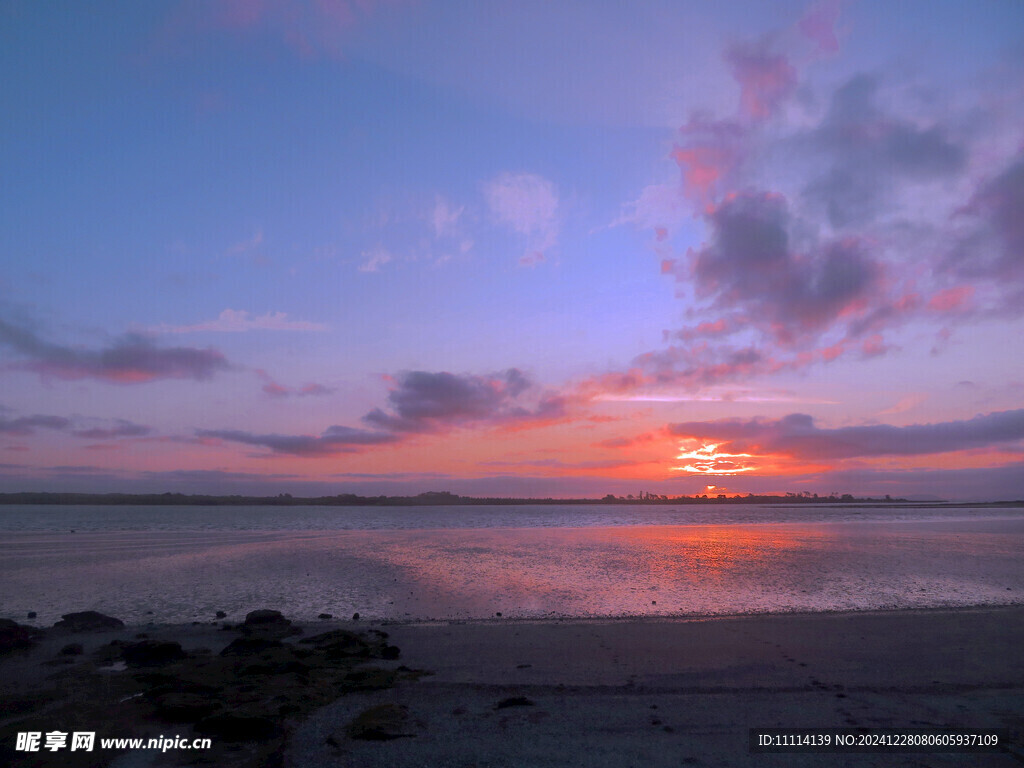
(240, 609), (299, 639)
(0, 619), (37, 653)
(239, 657), (310, 677)
(299, 629), (395, 659)
(342, 668), (398, 691)
(215, 610), (227, 619)
(495, 612), (502, 617)
(195, 712), (280, 742)
(27, 611), (37, 619)
(122, 640), (187, 667)
(228, 641), (312, 676)
(0, 691), (59, 717)
(92, 641), (125, 665)
(495, 696), (535, 709)
(318, 613), (333, 620)
(352, 612), (360, 621)
(220, 637), (284, 657)
(243, 609), (286, 626)
(345, 704), (413, 741)
(54, 611), (124, 631)
(59, 643), (84, 656)
(150, 692), (222, 722)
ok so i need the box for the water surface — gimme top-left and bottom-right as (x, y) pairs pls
(1, 504), (1021, 625)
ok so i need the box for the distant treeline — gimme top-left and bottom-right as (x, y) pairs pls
(0, 490), (933, 506)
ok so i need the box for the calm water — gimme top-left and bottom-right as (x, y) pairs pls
(1, 504), (1022, 625)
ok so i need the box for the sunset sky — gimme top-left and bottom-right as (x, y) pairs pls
(2, 0), (1023, 500)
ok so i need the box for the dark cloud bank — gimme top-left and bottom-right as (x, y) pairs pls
(202, 369), (565, 457)
(669, 409), (1024, 460)
(0, 318), (228, 383)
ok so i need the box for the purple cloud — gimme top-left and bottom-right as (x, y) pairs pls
(979, 157), (1024, 272)
(725, 40), (797, 120)
(363, 369), (565, 433)
(616, 8), (1019, 394)
(0, 414), (70, 435)
(196, 425), (399, 457)
(954, 154), (1024, 285)
(668, 409), (1024, 460)
(630, 343), (775, 390)
(682, 191), (877, 342)
(72, 419), (152, 440)
(803, 75), (966, 228)
(0, 318), (230, 383)
(198, 368), (563, 460)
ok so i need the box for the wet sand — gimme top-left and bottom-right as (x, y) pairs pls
(289, 606), (1024, 767)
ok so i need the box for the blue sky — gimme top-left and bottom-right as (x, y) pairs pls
(2, 0), (1023, 499)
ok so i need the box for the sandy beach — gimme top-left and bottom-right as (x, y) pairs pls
(289, 607), (1024, 767)
(3, 605), (1023, 767)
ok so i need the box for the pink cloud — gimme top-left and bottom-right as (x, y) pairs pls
(860, 334), (889, 358)
(262, 380), (289, 398)
(819, 340), (845, 362)
(927, 285), (974, 313)
(576, 342), (798, 400)
(484, 172), (560, 262)
(798, 0), (842, 54)
(725, 41), (797, 120)
(670, 116), (746, 209)
(153, 309), (327, 334)
(671, 146), (730, 210)
(671, 317), (737, 342)
(256, 369), (334, 398)
(171, 0), (393, 59)
(614, 183), (689, 237)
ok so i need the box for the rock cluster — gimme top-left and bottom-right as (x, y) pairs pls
(53, 611), (125, 631)
(0, 608), (424, 768)
(0, 618), (41, 654)
(344, 703), (414, 741)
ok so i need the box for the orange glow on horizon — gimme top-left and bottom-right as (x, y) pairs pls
(671, 441), (757, 475)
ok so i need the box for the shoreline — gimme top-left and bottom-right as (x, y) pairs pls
(5, 599), (1024, 635)
(378, 600), (1024, 627)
